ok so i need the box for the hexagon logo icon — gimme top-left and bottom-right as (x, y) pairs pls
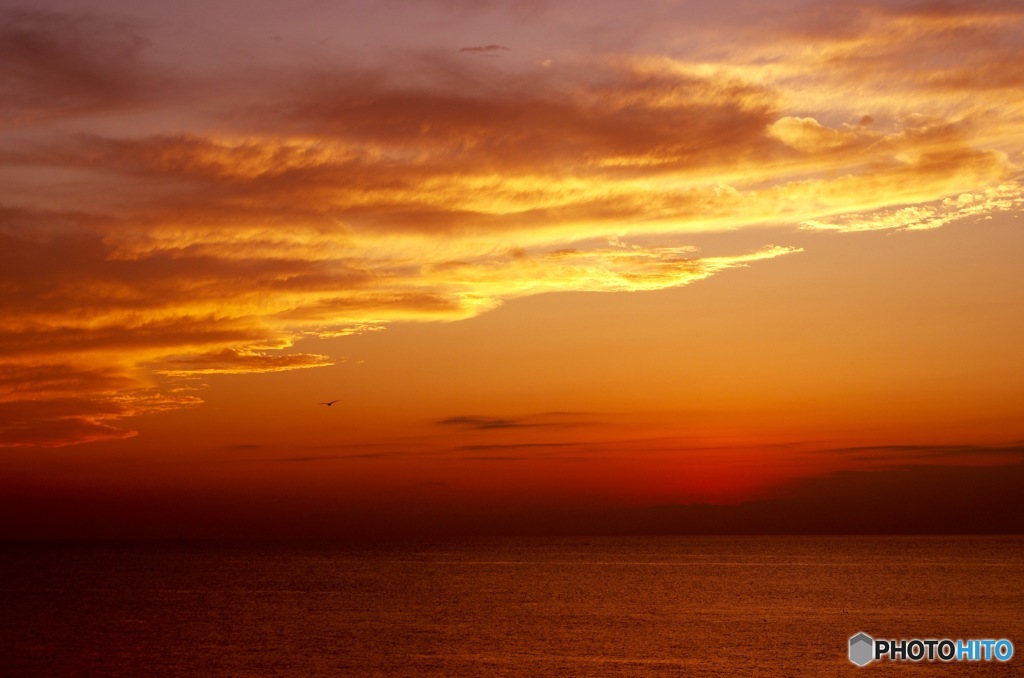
(849, 632), (874, 666)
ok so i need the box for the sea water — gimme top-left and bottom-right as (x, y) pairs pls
(2, 536), (1021, 676)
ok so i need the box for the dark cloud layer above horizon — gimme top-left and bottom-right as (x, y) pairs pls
(1, 460), (1020, 538)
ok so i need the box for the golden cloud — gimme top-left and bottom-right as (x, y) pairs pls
(1, 3), (1022, 446)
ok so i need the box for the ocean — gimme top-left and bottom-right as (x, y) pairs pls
(2, 536), (1021, 676)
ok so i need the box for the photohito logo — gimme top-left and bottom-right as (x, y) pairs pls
(849, 632), (1014, 666)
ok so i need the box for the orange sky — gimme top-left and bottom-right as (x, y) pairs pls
(1, 0), (1023, 537)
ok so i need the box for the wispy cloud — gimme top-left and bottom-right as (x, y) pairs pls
(438, 412), (594, 430)
(0, 389), (200, 447)
(156, 348), (333, 377)
(817, 442), (1024, 462)
(438, 416), (528, 430)
(457, 442), (577, 451)
(457, 44), (509, 54)
(802, 183), (1024, 232)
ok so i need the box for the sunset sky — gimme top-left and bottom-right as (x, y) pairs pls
(2, 0), (1022, 537)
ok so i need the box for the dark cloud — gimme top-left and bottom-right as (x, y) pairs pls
(817, 443), (1024, 460)
(0, 390), (199, 447)
(3, 460), (1019, 537)
(438, 415), (527, 430)
(483, 462), (1024, 535)
(258, 451), (415, 462)
(0, 224), (334, 317)
(258, 65), (776, 176)
(1, 318), (269, 359)
(459, 454), (588, 462)
(0, 363), (135, 398)
(0, 361), (196, 447)
(457, 442), (577, 451)
(0, 413), (132, 447)
(457, 44), (509, 54)
(0, 9), (153, 124)
(460, 455), (530, 461)
(282, 454), (382, 462)
(438, 412), (592, 430)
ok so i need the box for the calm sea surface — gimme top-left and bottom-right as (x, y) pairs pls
(1, 536), (1021, 676)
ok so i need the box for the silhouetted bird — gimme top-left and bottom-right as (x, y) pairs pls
(318, 400), (340, 406)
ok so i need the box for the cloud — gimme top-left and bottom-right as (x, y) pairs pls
(247, 62), (778, 181)
(457, 44), (509, 54)
(438, 412), (594, 430)
(438, 416), (529, 430)
(0, 9), (154, 124)
(0, 389), (200, 447)
(155, 348), (333, 376)
(457, 442), (577, 451)
(802, 182), (1024, 232)
(280, 453), (399, 462)
(482, 462), (1024, 535)
(2, 3), (1023, 446)
(668, 2), (1024, 165)
(816, 442), (1024, 461)
(0, 198), (794, 446)
(0, 362), (135, 398)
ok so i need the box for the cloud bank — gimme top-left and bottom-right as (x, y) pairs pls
(2, 2), (1023, 445)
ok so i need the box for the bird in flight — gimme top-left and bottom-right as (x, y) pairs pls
(318, 400), (340, 407)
